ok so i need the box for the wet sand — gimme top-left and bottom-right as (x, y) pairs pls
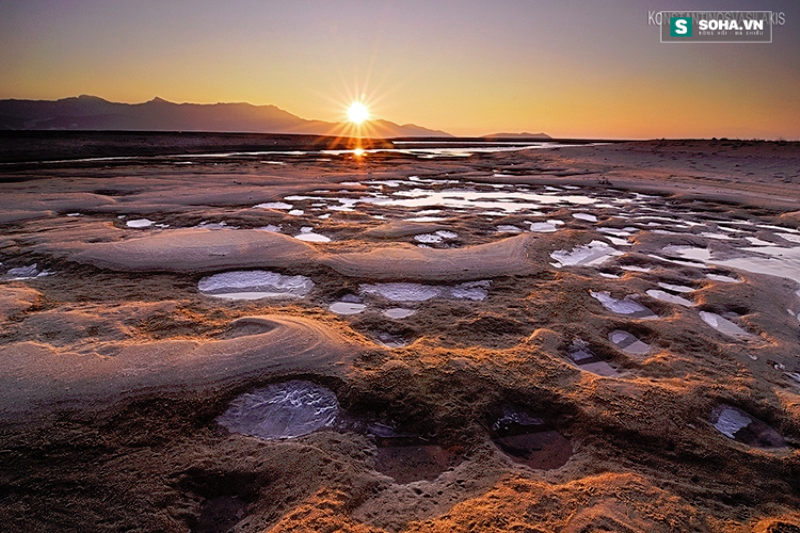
(1, 138), (799, 532)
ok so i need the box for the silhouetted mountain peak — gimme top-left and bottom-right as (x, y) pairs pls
(0, 96), (453, 137)
(76, 94), (107, 101)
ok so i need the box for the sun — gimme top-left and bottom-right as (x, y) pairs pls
(347, 102), (369, 124)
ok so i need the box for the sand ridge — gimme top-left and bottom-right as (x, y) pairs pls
(0, 313), (361, 425)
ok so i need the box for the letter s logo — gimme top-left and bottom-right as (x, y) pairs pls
(676, 19), (688, 34)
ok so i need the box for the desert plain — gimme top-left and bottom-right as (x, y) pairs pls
(1, 134), (799, 533)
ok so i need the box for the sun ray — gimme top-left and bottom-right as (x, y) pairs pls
(347, 102), (369, 124)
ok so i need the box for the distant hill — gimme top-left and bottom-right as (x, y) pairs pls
(484, 132), (552, 140)
(0, 95), (452, 138)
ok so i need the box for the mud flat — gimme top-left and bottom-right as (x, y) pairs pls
(0, 138), (799, 532)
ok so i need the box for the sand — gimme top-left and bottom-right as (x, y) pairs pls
(1, 137), (799, 532)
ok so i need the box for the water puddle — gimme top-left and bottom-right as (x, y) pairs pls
(608, 330), (650, 356)
(746, 237), (777, 247)
(2, 263), (53, 281)
(294, 227), (331, 242)
(527, 221), (561, 233)
(620, 265), (652, 273)
(329, 302), (367, 315)
(784, 371), (800, 388)
(701, 232), (735, 241)
(711, 246), (800, 285)
(658, 282), (695, 293)
(657, 241), (800, 286)
(572, 212), (597, 222)
(126, 218), (155, 228)
(383, 308), (416, 319)
(414, 230), (458, 244)
(605, 236), (632, 247)
(567, 339), (618, 376)
(709, 405), (785, 448)
(490, 406), (573, 470)
(359, 281), (490, 302)
(550, 241), (622, 268)
(646, 289), (694, 307)
(699, 311), (753, 339)
(372, 331), (412, 348)
(599, 227), (637, 237)
(757, 224), (800, 234)
(255, 202), (293, 210)
(198, 271), (314, 300)
(372, 188), (596, 212)
(706, 272), (740, 283)
(256, 224), (282, 233)
(368, 424), (461, 484)
(661, 246), (713, 263)
(497, 225), (523, 234)
(217, 381), (339, 440)
(590, 291), (659, 320)
(195, 221), (236, 230)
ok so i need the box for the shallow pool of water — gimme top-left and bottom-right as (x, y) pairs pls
(699, 311), (753, 339)
(217, 381), (339, 440)
(126, 218), (154, 228)
(567, 339), (618, 376)
(590, 291), (658, 320)
(709, 404), (785, 448)
(551, 241), (621, 268)
(360, 281), (490, 302)
(329, 302), (367, 315)
(3, 263), (52, 281)
(198, 271), (314, 300)
(646, 289), (694, 307)
(609, 330), (650, 356)
(383, 308), (416, 319)
(490, 406), (573, 470)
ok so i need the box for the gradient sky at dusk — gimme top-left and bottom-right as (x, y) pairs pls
(1, 0), (799, 139)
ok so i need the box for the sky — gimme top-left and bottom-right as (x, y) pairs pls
(1, 0), (799, 139)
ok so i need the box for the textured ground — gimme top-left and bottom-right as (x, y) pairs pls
(1, 138), (799, 532)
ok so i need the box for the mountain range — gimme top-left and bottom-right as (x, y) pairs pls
(0, 95), (453, 137)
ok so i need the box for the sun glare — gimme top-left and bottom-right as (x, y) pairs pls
(347, 102), (369, 124)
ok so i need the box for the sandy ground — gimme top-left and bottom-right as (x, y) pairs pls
(1, 138), (800, 532)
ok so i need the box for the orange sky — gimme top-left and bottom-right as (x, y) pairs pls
(1, 1), (798, 139)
